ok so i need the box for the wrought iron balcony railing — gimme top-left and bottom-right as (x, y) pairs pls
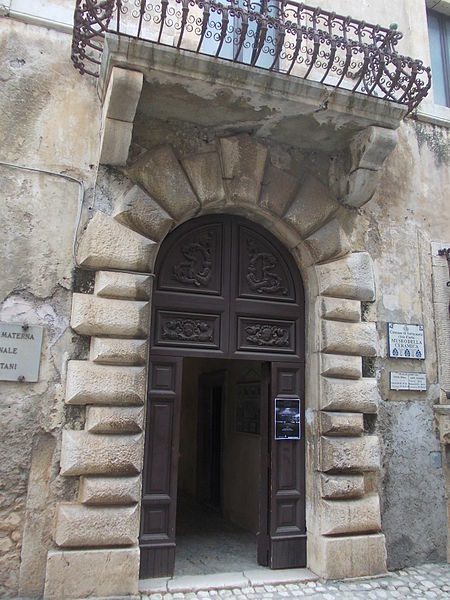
(72, 0), (431, 113)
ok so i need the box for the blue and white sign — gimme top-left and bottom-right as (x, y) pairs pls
(388, 323), (425, 360)
(390, 371), (427, 391)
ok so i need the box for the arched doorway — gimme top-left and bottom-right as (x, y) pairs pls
(140, 215), (306, 578)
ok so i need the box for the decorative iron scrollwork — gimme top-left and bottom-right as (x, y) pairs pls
(245, 324), (290, 346)
(162, 318), (213, 342)
(246, 238), (287, 295)
(172, 232), (213, 287)
(72, 0), (431, 113)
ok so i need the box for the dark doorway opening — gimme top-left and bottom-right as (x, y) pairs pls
(175, 358), (263, 575)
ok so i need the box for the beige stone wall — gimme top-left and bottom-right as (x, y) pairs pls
(0, 15), (101, 598)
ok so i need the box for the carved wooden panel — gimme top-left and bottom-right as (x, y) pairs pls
(237, 225), (296, 302)
(157, 223), (223, 295)
(154, 311), (221, 349)
(237, 317), (296, 354)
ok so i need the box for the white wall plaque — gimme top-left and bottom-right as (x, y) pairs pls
(0, 322), (44, 382)
(388, 323), (425, 359)
(390, 371), (427, 391)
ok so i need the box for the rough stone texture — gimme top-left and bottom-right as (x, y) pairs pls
(320, 494), (381, 535)
(77, 212), (157, 271)
(350, 126), (399, 171)
(95, 270), (153, 300)
(66, 361), (145, 405)
(127, 145), (200, 220)
(321, 377), (379, 413)
(85, 406), (144, 433)
(380, 400), (447, 569)
(321, 320), (377, 356)
(304, 218), (351, 263)
(90, 337), (148, 365)
(54, 503), (139, 547)
(182, 151), (226, 207)
(71, 293), (149, 337)
(113, 184), (174, 241)
(321, 297), (361, 322)
(44, 547), (140, 599)
(316, 252), (376, 301)
(102, 67), (143, 123)
(79, 476), (140, 505)
(284, 175), (338, 238)
(320, 435), (381, 472)
(320, 474), (365, 499)
(259, 163), (299, 216)
(342, 168), (380, 208)
(18, 434), (56, 599)
(99, 117), (133, 166)
(320, 411), (364, 436)
(310, 533), (386, 579)
(321, 354), (362, 379)
(219, 135), (268, 205)
(59, 431), (142, 476)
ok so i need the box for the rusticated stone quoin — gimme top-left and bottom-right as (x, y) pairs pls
(320, 411), (364, 436)
(311, 533), (387, 579)
(259, 163), (299, 216)
(321, 354), (362, 380)
(94, 270), (152, 300)
(44, 547), (140, 599)
(321, 377), (379, 413)
(113, 184), (174, 241)
(320, 474), (365, 499)
(90, 337), (147, 365)
(77, 212), (157, 271)
(78, 476), (140, 505)
(60, 431), (142, 476)
(321, 297), (361, 322)
(71, 293), (149, 338)
(320, 494), (381, 535)
(321, 320), (377, 356)
(54, 504), (139, 547)
(304, 218), (351, 263)
(317, 252), (376, 301)
(320, 435), (381, 473)
(85, 406), (144, 433)
(66, 361), (145, 406)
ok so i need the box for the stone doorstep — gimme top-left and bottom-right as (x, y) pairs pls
(139, 568), (317, 594)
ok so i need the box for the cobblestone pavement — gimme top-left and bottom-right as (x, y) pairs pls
(141, 563), (450, 599)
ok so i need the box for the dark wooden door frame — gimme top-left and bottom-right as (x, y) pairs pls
(140, 215), (306, 578)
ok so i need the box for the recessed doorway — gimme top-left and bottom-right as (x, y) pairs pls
(176, 358), (263, 575)
(139, 215), (306, 578)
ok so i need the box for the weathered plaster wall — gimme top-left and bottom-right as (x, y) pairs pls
(0, 16), (100, 598)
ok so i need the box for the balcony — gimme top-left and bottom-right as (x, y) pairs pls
(73, 0), (431, 112)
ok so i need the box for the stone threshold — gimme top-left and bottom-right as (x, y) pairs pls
(139, 568), (318, 594)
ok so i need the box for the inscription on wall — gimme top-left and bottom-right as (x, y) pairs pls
(390, 371), (427, 391)
(0, 322), (44, 382)
(388, 323), (425, 359)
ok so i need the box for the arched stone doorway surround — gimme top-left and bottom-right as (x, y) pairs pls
(44, 134), (385, 599)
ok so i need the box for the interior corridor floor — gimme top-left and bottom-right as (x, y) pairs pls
(174, 496), (264, 576)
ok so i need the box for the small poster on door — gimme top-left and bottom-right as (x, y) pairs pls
(275, 397), (301, 440)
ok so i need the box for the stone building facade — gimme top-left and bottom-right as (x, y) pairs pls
(0, 0), (449, 598)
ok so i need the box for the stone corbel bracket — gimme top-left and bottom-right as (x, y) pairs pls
(330, 126), (398, 209)
(99, 67), (144, 166)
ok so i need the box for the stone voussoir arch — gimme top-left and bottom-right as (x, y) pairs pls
(43, 134), (386, 600)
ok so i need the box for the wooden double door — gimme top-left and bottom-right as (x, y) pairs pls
(140, 216), (306, 577)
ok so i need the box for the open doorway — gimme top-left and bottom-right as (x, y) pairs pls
(176, 358), (264, 575)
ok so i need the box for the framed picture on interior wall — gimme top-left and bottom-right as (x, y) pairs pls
(236, 382), (260, 434)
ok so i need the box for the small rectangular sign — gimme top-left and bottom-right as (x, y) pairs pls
(388, 323), (425, 360)
(275, 397), (301, 440)
(0, 322), (44, 382)
(390, 371), (427, 391)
